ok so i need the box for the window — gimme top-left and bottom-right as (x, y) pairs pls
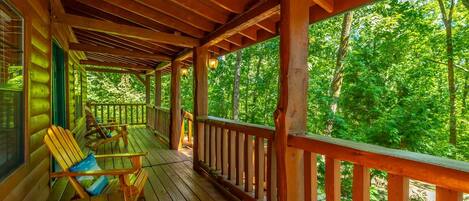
(0, 1), (24, 180)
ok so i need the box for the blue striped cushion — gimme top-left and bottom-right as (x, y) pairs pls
(69, 154), (109, 196)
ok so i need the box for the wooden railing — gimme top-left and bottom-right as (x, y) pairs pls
(89, 103), (146, 125)
(180, 110), (193, 147)
(147, 106), (170, 141)
(197, 116), (276, 201)
(195, 116), (469, 201)
(288, 134), (469, 201)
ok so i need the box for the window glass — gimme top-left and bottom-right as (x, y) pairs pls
(0, 0), (24, 181)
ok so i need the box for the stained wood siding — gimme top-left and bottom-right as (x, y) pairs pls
(0, 1), (87, 201)
(0, 1), (51, 201)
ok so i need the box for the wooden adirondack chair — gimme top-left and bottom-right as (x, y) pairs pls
(84, 106), (129, 151)
(44, 125), (148, 201)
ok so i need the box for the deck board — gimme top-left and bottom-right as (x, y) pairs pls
(48, 126), (232, 201)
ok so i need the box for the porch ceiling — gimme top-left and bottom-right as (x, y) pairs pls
(56, 0), (372, 74)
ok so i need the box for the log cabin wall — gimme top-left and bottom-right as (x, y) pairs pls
(0, 1), (87, 201)
(0, 0), (52, 201)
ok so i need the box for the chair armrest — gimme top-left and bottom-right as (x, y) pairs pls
(50, 168), (138, 178)
(98, 124), (127, 129)
(95, 152), (147, 169)
(95, 152), (147, 158)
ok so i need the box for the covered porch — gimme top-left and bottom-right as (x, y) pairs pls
(1, 0), (468, 201)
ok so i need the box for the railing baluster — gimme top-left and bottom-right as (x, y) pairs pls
(119, 105), (122, 124)
(188, 120), (193, 145)
(267, 140), (276, 201)
(106, 104), (109, 122)
(222, 128), (228, 176)
(100, 105), (104, 122)
(387, 174), (409, 201)
(245, 134), (254, 192)
(352, 164), (370, 201)
(205, 124), (210, 164)
(216, 127), (222, 171)
(210, 125), (216, 169)
(229, 130), (236, 181)
(236, 131), (244, 186)
(304, 151), (317, 201)
(255, 137), (265, 199)
(325, 157), (341, 201)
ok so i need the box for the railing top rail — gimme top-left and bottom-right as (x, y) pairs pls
(289, 134), (469, 193)
(198, 116), (275, 139)
(89, 103), (146, 105)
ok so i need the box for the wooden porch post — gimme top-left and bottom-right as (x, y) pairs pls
(170, 61), (182, 150)
(145, 74), (150, 128)
(193, 47), (209, 170)
(275, 0), (310, 200)
(155, 71), (161, 107)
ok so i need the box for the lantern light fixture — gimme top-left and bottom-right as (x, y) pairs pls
(208, 52), (219, 70)
(181, 67), (189, 76)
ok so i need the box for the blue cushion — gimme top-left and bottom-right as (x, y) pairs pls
(69, 154), (109, 196)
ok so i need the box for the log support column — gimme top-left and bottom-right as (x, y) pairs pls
(275, 0), (310, 200)
(170, 61), (182, 150)
(155, 71), (161, 107)
(145, 74), (150, 128)
(193, 47), (209, 170)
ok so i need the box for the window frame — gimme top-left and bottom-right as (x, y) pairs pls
(0, 0), (28, 182)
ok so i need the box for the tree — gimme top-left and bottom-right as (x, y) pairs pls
(437, 0), (458, 144)
(233, 50), (242, 120)
(325, 12), (354, 135)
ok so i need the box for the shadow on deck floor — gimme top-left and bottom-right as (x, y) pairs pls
(47, 126), (231, 201)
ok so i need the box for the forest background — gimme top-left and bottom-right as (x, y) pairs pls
(87, 0), (468, 200)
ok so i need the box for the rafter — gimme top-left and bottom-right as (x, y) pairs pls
(202, 0), (280, 47)
(102, 0), (205, 38)
(80, 60), (154, 70)
(70, 43), (171, 61)
(136, 0), (215, 32)
(310, 0), (371, 23)
(53, 13), (200, 47)
(207, 0), (251, 13)
(312, 0), (334, 13)
(167, 0), (229, 24)
(85, 67), (145, 74)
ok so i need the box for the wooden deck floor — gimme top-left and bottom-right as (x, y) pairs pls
(47, 126), (232, 201)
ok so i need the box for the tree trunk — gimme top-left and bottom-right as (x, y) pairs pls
(251, 56), (263, 122)
(324, 11), (354, 136)
(437, 0), (457, 145)
(233, 50), (242, 120)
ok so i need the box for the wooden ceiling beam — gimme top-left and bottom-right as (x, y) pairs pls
(167, 0), (229, 24)
(226, 34), (244, 47)
(239, 26), (258, 41)
(202, 0), (280, 47)
(174, 49), (193, 62)
(70, 43), (171, 61)
(85, 67), (145, 74)
(136, 0), (215, 32)
(75, 0), (175, 34)
(53, 13), (200, 47)
(309, 0), (372, 23)
(80, 60), (154, 70)
(102, 0), (205, 38)
(312, 0), (334, 13)
(206, 0), (251, 13)
(155, 62), (171, 72)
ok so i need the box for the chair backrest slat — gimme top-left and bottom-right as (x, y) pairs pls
(45, 125), (85, 170)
